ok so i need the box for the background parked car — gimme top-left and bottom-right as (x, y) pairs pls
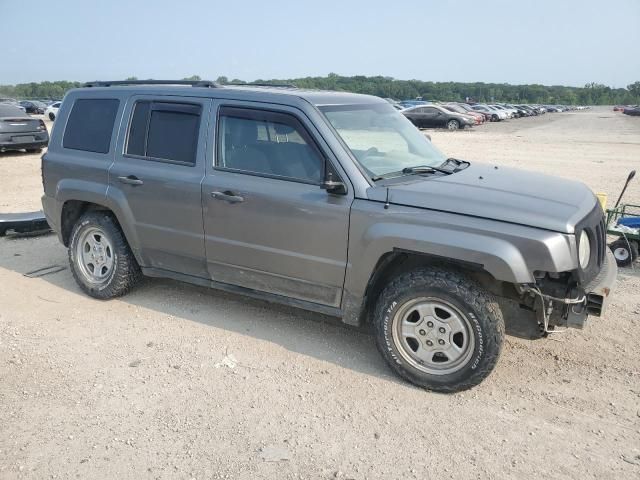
(492, 104), (516, 118)
(442, 103), (484, 124)
(402, 104), (475, 130)
(472, 104), (506, 121)
(623, 106), (640, 116)
(456, 103), (491, 121)
(517, 105), (538, 116)
(0, 98), (27, 112)
(44, 101), (61, 121)
(0, 104), (49, 153)
(19, 100), (46, 114)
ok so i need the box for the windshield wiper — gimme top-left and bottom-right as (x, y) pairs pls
(372, 164), (454, 182)
(439, 157), (470, 171)
(401, 165), (453, 175)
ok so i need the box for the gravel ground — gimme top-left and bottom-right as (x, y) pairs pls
(1, 107), (639, 479)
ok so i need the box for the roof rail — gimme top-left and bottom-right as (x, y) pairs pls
(226, 82), (298, 88)
(83, 80), (220, 88)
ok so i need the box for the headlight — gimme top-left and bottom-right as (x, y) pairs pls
(578, 230), (591, 269)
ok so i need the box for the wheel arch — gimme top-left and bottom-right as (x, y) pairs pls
(59, 195), (142, 266)
(350, 249), (506, 327)
(54, 179), (142, 260)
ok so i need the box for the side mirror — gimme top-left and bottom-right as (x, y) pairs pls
(321, 171), (347, 195)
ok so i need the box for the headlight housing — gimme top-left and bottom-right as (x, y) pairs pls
(578, 230), (591, 269)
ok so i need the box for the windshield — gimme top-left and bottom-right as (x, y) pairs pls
(319, 103), (447, 178)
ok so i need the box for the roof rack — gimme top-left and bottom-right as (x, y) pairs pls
(83, 80), (220, 88)
(226, 82), (298, 88)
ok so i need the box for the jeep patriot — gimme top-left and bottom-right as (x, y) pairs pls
(41, 80), (617, 392)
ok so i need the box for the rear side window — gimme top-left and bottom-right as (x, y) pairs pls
(126, 101), (201, 165)
(63, 98), (119, 153)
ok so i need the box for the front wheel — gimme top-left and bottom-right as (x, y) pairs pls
(69, 211), (142, 299)
(48, 112), (55, 121)
(610, 238), (638, 267)
(446, 119), (460, 130)
(373, 267), (504, 392)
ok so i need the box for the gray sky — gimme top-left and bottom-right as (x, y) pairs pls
(2, 0), (639, 87)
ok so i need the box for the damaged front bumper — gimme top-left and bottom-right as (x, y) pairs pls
(566, 249), (617, 328)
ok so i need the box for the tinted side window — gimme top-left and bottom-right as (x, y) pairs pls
(63, 98), (120, 153)
(217, 107), (324, 184)
(126, 101), (150, 156)
(125, 101), (201, 165)
(147, 110), (199, 164)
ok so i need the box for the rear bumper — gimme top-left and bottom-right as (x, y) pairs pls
(41, 194), (60, 234)
(0, 131), (49, 150)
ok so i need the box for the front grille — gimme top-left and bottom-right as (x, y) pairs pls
(594, 215), (606, 269)
(576, 203), (607, 284)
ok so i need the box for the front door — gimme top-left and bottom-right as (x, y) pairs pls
(422, 107), (443, 127)
(110, 95), (211, 277)
(201, 104), (352, 307)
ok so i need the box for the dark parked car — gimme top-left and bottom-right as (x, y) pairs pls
(0, 104), (49, 153)
(403, 104), (475, 130)
(623, 106), (640, 116)
(19, 100), (46, 114)
(515, 105), (536, 116)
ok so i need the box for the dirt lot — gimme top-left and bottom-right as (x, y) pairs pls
(1, 108), (639, 479)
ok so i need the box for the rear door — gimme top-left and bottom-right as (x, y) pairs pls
(110, 95), (211, 277)
(201, 102), (352, 307)
(403, 108), (420, 127)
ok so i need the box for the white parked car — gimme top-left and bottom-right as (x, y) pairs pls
(491, 105), (515, 119)
(472, 104), (508, 121)
(44, 101), (61, 121)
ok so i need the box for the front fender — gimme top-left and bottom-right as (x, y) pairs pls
(343, 200), (577, 305)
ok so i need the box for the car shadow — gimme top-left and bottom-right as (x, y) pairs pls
(0, 234), (406, 384)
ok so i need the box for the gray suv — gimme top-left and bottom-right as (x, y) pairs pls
(41, 80), (617, 392)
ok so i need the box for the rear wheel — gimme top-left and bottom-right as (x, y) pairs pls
(26, 148), (42, 153)
(69, 211), (142, 299)
(48, 112), (55, 121)
(610, 238), (638, 267)
(373, 267), (504, 392)
(447, 119), (460, 130)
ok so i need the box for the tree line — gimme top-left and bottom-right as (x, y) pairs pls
(2, 75), (639, 105)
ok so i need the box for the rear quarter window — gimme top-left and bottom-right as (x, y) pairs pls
(63, 98), (120, 154)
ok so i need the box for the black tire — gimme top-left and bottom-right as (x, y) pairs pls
(609, 238), (638, 267)
(68, 211), (142, 299)
(492, 114), (499, 122)
(48, 112), (55, 121)
(446, 119), (460, 130)
(26, 148), (42, 153)
(373, 267), (504, 393)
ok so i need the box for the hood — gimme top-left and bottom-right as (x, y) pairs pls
(368, 163), (597, 233)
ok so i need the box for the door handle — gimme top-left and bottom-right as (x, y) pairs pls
(118, 175), (144, 186)
(211, 191), (244, 203)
